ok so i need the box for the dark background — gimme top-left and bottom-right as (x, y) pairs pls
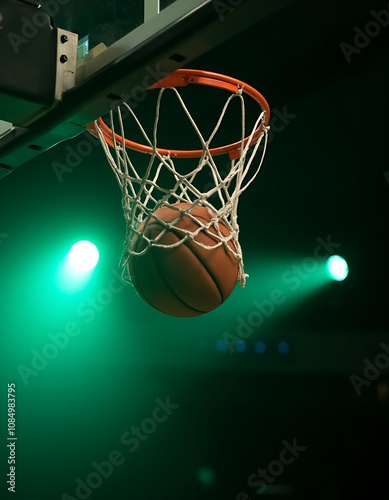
(0, 1), (388, 499)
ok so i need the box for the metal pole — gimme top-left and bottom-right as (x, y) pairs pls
(144, 0), (160, 22)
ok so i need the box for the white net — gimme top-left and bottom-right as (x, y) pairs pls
(90, 84), (269, 287)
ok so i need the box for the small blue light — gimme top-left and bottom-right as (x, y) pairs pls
(235, 340), (247, 353)
(216, 339), (227, 352)
(278, 341), (290, 355)
(254, 341), (267, 354)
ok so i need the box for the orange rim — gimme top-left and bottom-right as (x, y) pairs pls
(87, 69), (270, 160)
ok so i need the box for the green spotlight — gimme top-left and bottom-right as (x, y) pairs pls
(69, 241), (99, 272)
(326, 255), (348, 281)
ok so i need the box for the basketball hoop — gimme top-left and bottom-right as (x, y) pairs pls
(90, 69), (270, 160)
(87, 69), (270, 288)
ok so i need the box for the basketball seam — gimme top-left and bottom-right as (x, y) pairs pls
(132, 230), (209, 314)
(168, 222), (227, 303)
(130, 208), (237, 314)
(147, 213), (236, 303)
(149, 243), (210, 314)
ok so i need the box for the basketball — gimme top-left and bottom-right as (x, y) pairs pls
(128, 203), (239, 317)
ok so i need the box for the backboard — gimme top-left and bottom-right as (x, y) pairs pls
(0, 0), (290, 178)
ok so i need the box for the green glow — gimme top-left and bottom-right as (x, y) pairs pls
(197, 467), (215, 486)
(56, 241), (99, 293)
(69, 241), (99, 272)
(56, 255), (93, 293)
(326, 255), (348, 281)
(214, 254), (331, 321)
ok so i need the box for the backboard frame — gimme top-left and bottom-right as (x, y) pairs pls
(0, 0), (290, 178)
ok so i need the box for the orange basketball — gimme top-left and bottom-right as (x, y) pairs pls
(128, 203), (239, 317)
